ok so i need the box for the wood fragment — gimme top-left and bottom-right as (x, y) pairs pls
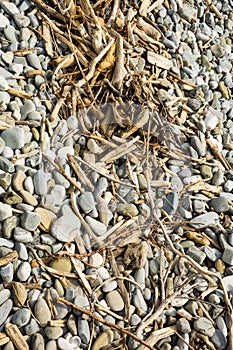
(137, 326), (177, 350)
(30, 0), (67, 22)
(206, 138), (231, 170)
(0, 334), (10, 347)
(5, 323), (29, 350)
(7, 87), (32, 99)
(0, 251), (18, 267)
(111, 34), (127, 90)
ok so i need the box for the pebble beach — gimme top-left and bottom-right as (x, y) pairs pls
(0, 0), (233, 349)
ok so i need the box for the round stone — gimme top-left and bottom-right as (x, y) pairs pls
(21, 211), (41, 231)
(17, 261), (31, 282)
(44, 326), (63, 340)
(1, 127), (25, 149)
(12, 308), (31, 327)
(50, 258), (72, 272)
(34, 299), (52, 326)
(106, 290), (124, 312)
(0, 203), (12, 221)
(194, 317), (215, 337)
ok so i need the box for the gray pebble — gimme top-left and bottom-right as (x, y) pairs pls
(21, 211), (41, 231)
(4, 25), (17, 43)
(133, 288), (148, 313)
(193, 317), (215, 337)
(0, 289), (11, 305)
(12, 308), (31, 327)
(31, 333), (45, 350)
(78, 318), (90, 344)
(1, 127), (25, 149)
(209, 197), (229, 213)
(177, 318), (191, 333)
(130, 314), (141, 326)
(0, 263), (13, 283)
(24, 318), (41, 335)
(14, 227), (33, 243)
(190, 212), (219, 228)
(0, 203), (12, 221)
(0, 299), (13, 326)
(27, 53), (42, 70)
(211, 329), (227, 349)
(0, 13), (10, 29)
(45, 326), (63, 340)
(186, 246), (206, 264)
(34, 298), (52, 326)
(17, 261), (31, 282)
(106, 290), (124, 312)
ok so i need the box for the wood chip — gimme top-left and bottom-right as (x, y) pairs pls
(5, 323), (29, 350)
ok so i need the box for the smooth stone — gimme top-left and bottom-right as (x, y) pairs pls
(130, 314), (141, 326)
(211, 43), (225, 58)
(51, 210), (81, 242)
(12, 308), (31, 327)
(97, 266), (111, 280)
(0, 156), (15, 173)
(1, 1), (19, 15)
(0, 263), (13, 282)
(0, 137), (5, 154)
(74, 295), (89, 310)
(211, 329), (227, 349)
(24, 176), (34, 194)
(0, 203), (12, 221)
(17, 261), (31, 282)
(34, 299), (52, 326)
(78, 192), (96, 214)
(50, 257), (72, 273)
(186, 246), (206, 264)
(216, 316), (228, 338)
(163, 192), (179, 215)
(0, 299), (13, 326)
(25, 317), (41, 336)
(209, 197), (229, 213)
(50, 185), (66, 206)
(193, 317), (215, 337)
(0, 77), (9, 91)
(21, 211), (41, 231)
(2, 146), (14, 159)
(204, 114), (218, 131)
(0, 238), (14, 248)
(15, 242), (28, 261)
(13, 13), (30, 28)
(27, 53), (42, 70)
(57, 338), (74, 350)
(45, 326), (63, 340)
(33, 170), (48, 195)
(1, 190), (22, 205)
(117, 203), (139, 217)
(0, 172), (11, 190)
(78, 318), (90, 344)
(102, 280), (118, 292)
(106, 290), (124, 312)
(0, 68), (12, 79)
(190, 212), (219, 228)
(4, 25), (17, 42)
(215, 259), (225, 274)
(200, 165), (212, 179)
(14, 227), (33, 243)
(177, 333), (189, 350)
(190, 135), (206, 157)
(1, 127), (25, 149)
(20, 100), (36, 119)
(177, 318), (191, 333)
(92, 330), (114, 350)
(204, 246), (222, 262)
(31, 333), (45, 350)
(12, 170), (26, 191)
(187, 98), (201, 111)
(45, 340), (57, 350)
(179, 3), (197, 21)
(85, 216), (107, 236)
(171, 176), (183, 192)
(35, 207), (56, 232)
(3, 216), (19, 239)
(133, 288), (148, 313)
(89, 252), (103, 267)
(0, 13), (9, 29)
(0, 289), (11, 305)
(57, 146), (74, 161)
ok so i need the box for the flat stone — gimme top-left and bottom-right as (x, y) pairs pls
(211, 43), (225, 58)
(49, 185), (66, 206)
(78, 192), (96, 214)
(0, 156), (15, 173)
(0, 203), (12, 221)
(1, 1), (20, 15)
(179, 3), (197, 21)
(21, 211), (41, 231)
(0, 263), (13, 282)
(177, 318), (191, 333)
(12, 308), (31, 327)
(2, 190), (22, 205)
(33, 170), (48, 195)
(57, 337), (74, 350)
(78, 318), (90, 344)
(92, 330), (114, 350)
(0, 13), (10, 29)
(44, 326), (63, 340)
(190, 135), (206, 157)
(102, 280), (118, 292)
(0, 77), (9, 91)
(31, 334), (45, 350)
(0, 299), (13, 326)
(14, 227), (33, 243)
(13, 13), (30, 28)
(187, 98), (201, 111)
(106, 290), (124, 312)
(4, 25), (17, 43)
(1, 127), (25, 149)
(130, 314), (141, 326)
(27, 53), (42, 70)
(0, 289), (11, 306)
(24, 318), (40, 336)
(186, 246), (206, 264)
(50, 257), (72, 272)
(89, 252), (103, 267)
(20, 190), (38, 206)
(85, 216), (107, 236)
(117, 203), (139, 217)
(17, 261), (31, 282)
(51, 208), (81, 242)
(211, 329), (227, 349)
(190, 212), (219, 228)
(194, 317), (215, 337)
(34, 298), (52, 326)
(133, 288), (148, 313)
(163, 192), (179, 215)
(35, 207), (56, 232)
(200, 165), (212, 179)
(209, 197), (229, 213)
(3, 216), (19, 239)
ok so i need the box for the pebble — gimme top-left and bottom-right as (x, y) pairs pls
(190, 212), (219, 228)
(34, 298), (52, 326)
(51, 209), (81, 242)
(44, 326), (63, 340)
(193, 317), (215, 337)
(17, 261), (31, 282)
(133, 288), (148, 313)
(78, 318), (90, 344)
(177, 318), (191, 333)
(50, 257), (72, 273)
(106, 290), (124, 311)
(92, 330), (114, 350)
(21, 211), (41, 231)
(12, 308), (31, 327)
(209, 196), (229, 213)
(0, 203), (12, 221)
(0, 299), (13, 326)
(85, 216), (107, 236)
(1, 127), (25, 149)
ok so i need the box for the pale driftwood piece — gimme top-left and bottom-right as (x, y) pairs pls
(31, 0), (66, 21)
(68, 154), (95, 192)
(137, 17), (161, 40)
(5, 324), (29, 350)
(50, 85), (72, 122)
(133, 26), (159, 44)
(137, 326), (177, 350)
(78, 38), (115, 88)
(101, 136), (140, 163)
(206, 138), (231, 170)
(147, 0), (165, 13)
(42, 21), (54, 57)
(111, 34), (127, 90)
(107, 0), (120, 25)
(147, 51), (173, 70)
(0, 251), (18, 267)
(0, 334), (10, 347)
(7, 87), (32, 99)
(139, 0), (151, 16)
